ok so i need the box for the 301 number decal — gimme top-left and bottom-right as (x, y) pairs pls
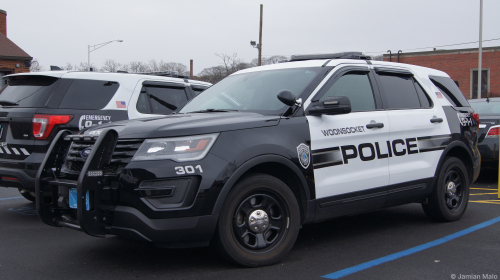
(175, 165), (203, 174)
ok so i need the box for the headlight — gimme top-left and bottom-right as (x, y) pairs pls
(132, 133), (219, 162)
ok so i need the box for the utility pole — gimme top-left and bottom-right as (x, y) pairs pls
(190, 59), (193, 79)
(258, 4), (263, 66)
(477, 0), (483, 99)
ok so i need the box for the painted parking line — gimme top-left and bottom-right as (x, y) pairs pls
(471, 188), (497, 190)
(0, 196), (23, 201)
(470, 193), (499, 195)
(470, 200), (500, 205)
(321, 216), (500, 279)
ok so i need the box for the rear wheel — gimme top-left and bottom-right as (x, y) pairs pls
(19, 189), (36, 203)
(214, 174), (300, 267)
(422, 157), (469, 222)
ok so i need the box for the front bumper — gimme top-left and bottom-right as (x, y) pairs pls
(36, 129), (230, 247)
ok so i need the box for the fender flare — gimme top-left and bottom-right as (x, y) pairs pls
(434, 140), (474, 180)
(212, 154), (311, 215)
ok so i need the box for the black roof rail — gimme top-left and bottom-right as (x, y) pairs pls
(289, 52), (371, 62)
(136, 71), (189, 79)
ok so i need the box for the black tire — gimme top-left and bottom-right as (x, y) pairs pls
(214, 174), (300, 267)
(422, 157), (470, 222)
(19, 189), (36, 203)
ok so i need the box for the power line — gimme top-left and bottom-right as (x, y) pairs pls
(365, 37), (500, 54)
(262, 37), (500, 57)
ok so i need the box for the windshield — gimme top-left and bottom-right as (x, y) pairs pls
(470, 101), (500, 115)
(179, 67), (322, 114)
(0, 75), (59, 107)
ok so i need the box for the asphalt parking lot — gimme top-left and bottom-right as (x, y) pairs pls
(0, 171), (499, 280)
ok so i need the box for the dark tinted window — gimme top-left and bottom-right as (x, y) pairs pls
(192, 88), (206, 96)
(415, 82), (432, 108)
(59, 80), (119, 109)
(378, 74), (421, 109)
(429, 76), (470, 107)
(136, 91), (152, 113)
(140, 86), (188, 115)
(0, 75), (58, 107)
(319, 72), (376, 111)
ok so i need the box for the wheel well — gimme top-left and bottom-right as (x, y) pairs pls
(443, 146), (473, 183)
(237, 162), (308, 224)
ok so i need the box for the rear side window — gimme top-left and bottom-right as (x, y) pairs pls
(136, 86), (188, 115)
(58, 80), (119, 109)
(429, 76), (470, 107)
(0, 75), (58, 107)
(378, 74), (422, 109)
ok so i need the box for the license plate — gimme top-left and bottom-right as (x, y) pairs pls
(69, 188), (90, 210)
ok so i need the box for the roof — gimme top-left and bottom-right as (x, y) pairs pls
(5, 70), (212, 86)
(0, 32), (32, 60)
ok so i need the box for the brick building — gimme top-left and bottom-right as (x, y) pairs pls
(0, 9), (32, 87)
(383, 46), (500, 99)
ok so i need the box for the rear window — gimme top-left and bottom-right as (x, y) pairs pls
(429, 76), (470, 107)
(58, 79), (119, 109)
(0, 75), (58, 107)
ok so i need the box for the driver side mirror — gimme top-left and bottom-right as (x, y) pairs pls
(277, 90), (298, 106)
(306, 96), (352, 116)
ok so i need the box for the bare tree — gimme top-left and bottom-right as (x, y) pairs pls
(197, 65), (227, 84)
(127, 61), (150, 73)
(251, 55), (288, 66)
(216, 53), (250, 76)
(158, 61), (189, 75)
(29, 58), (44, 72)
(61, 62), (75, 71)
(148, 59), (160, 72)
(101, 59), (121, 72)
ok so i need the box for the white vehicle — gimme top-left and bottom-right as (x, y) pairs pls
(0, 70), (211, 200)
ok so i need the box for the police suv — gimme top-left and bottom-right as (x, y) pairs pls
(36, 53), (480, 267)
(0, 71), (210, 201)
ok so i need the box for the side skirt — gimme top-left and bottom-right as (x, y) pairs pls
(313, 178), (434, 222)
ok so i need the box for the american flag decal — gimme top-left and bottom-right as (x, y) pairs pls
(435, 92), (443, 98)
(116, 101), (126, 108)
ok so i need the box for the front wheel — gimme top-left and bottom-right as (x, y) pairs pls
(422, 157), (470, 222)
(214, 174), (300, 267)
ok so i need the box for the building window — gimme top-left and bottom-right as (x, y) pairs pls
(471, 68), (490, 99)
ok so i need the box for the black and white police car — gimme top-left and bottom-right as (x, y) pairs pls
(0, 70), (210, 201)
(36, 52), (480, 267)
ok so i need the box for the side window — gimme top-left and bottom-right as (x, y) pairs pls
(414, 81), (433, 108)
(136, 86), (188, 115)
(378, 74), (421, 109)
(318, 72), (376, 111)
(192, 87), (207, 96)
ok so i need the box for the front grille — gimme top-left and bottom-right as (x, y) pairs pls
(62, 138), (143, 175)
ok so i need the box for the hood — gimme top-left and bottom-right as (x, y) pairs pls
(81, 112), (281, 139)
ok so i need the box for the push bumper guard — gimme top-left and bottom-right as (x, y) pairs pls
(36, 129), (118, 237)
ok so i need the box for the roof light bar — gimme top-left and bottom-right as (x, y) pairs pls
(290, 52), (371, 62)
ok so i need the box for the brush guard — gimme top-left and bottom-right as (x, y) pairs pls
(36, 129), (118, 237)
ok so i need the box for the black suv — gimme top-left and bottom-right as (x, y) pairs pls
(0, 71), (210, 201)
(36, 53), (480, 267)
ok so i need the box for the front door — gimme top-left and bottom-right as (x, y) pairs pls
(306, 66), (390, 213)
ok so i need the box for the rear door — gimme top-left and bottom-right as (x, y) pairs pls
(374, 67), (450, 203)
(0, 75), (60, 160)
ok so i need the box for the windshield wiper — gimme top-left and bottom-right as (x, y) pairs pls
(0, 100), (19, 106)
(187, 109), (239, 113)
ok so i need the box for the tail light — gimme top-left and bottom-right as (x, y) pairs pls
(472, 113), (480, 126)
(486, 125), (500, 138)
(33, 114), (73, 140)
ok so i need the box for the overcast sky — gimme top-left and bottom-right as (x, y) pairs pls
(2, 0), (499, 74)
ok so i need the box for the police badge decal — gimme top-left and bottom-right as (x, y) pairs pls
(296, 143), (310, 169)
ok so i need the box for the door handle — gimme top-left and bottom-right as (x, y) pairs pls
(430, 117), (443, 123)
(366, 123), (384, 129)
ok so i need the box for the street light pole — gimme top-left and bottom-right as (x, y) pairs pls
(258, 4), (263, 66)
(477, 0), (483, 99)
(87, 39), (123, 71)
